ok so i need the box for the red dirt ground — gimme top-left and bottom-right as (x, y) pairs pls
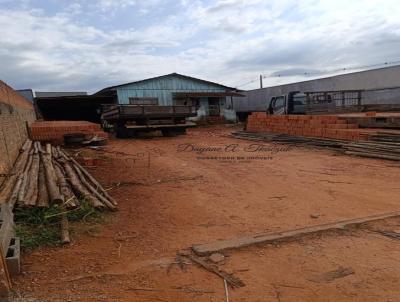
(13, 125), (400, 301)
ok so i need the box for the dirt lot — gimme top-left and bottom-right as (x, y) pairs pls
(13, 125), (400, 301)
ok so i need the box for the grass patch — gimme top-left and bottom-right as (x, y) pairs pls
(15, 224), (59, 251)
(14, 200), (103, 251)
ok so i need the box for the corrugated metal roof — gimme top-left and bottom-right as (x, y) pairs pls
(95, 73), (238, 95)
(35, 91), (88, 98)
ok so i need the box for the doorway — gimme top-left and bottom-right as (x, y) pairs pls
(208, 97), (220, 116)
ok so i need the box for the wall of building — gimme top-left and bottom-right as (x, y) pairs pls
(115, 75), (228, 106)
(234, 65), (400, 113)
(187, 97), (237, 122)
(0, 81), (36, 185)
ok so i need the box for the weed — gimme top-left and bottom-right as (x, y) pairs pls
(15, 224), (59, 250)
(14, 200), (103, 251)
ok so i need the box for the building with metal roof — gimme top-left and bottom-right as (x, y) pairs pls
(96, 73), (244, 122)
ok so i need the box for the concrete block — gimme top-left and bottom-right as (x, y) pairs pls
(5, 237), (20, 276)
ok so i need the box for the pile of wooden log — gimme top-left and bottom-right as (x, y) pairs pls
(0, 140), (117, 243)
(231, 131), (400, 161)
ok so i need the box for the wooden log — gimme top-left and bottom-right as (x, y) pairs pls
(33, 141), (39, 154)
(0, 140), (32, 204)
(16, 149), (34, 205)
(58, 149), (117, 206)
(40, 146), (63, 204)
(72, 165), (116, 211)
(53, 161), (78, 208)
(37, 142), (44, 154)
(345, 146), (400, 156)
(66, 153), (117, 206)
(52, 146), (59, 159)
(45, 143), (52, 156)
(22, 148), (40, 207)
(179, 252), (245, 288)
(0, 245), (12, 296)
(60, 213), (70, 244)
(20, 139), (31, 151)
(344, 150), (400, 161)
(37, 162), (49, 208)
(59, 159), (105, 209)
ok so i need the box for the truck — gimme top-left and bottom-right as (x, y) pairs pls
(268, 91), (308, 115)
(101, 104), (197, 138)
(267, 90), (364, 115)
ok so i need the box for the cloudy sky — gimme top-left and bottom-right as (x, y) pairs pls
(0, 0), (399, 92)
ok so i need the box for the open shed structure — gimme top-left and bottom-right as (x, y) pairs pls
(95, 73), (244, 122)
(35, 95), (115, 123)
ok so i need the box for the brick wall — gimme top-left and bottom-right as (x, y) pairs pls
(30, 120), (108, 145)
(246, 113), (370, 141)
(0, 81), (36, 185)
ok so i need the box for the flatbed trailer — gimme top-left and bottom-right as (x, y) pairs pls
(101, 105), (197, 138)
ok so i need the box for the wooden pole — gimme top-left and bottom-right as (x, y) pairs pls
(53, 161), (78, 208)
(60, 213), (70, 244)
(0, 245), (12, 297)
(37, 161), (49, 208)
(0, 140), (32, 205)
(22, 147), (40, 207)
(66, 153), (117, 206)
(72, 164), (116, 211)
(40, 146), (63, 204)
(59, 159), (105, 209)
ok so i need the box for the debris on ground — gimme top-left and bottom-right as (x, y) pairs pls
(209, 253), (225, 263)
(178, 251), (245, 288)
(377, 230), (400, 240)
(307, 266), (355, 283)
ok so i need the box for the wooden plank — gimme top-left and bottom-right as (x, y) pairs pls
(0, 245), (12, 297)
(345, 151), (400, 161)
(126, 122), (196, 129)
(179, 253), (245, 288)
(192, 212), (400, 256)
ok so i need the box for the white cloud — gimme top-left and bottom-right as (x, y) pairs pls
(0, 0), (400, 91)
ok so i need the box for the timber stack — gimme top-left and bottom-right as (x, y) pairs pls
(0, 140), (117, 243)
(231, 131), (400, 161)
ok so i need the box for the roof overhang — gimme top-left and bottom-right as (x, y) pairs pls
(173, 91), (245, 98)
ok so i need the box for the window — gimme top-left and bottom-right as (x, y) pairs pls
(129, 97), (158, 105)
(274, 96), (285, 108)
(174, 99), (194, 106)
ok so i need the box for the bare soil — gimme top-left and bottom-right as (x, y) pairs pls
(13, 125), (400, 301)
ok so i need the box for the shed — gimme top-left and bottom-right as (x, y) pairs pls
(35, 95), (115, 123)
(95, 73), (244, 122)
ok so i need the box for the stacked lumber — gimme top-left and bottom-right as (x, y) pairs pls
(343, 131), (400, 161)
(231, 131), (400, 161)
(0, 140), (117, 242)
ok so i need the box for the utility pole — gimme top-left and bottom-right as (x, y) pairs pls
(259, 75), (263, 89)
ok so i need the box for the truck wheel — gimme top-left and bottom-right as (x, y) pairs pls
(174, 128), (186, 135)
(161, 129), (174, 137)
(116, 125), (130, 138)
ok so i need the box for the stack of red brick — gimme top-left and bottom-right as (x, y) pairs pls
(30, 121), (108, 145)
(247, 113), (370, 141)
